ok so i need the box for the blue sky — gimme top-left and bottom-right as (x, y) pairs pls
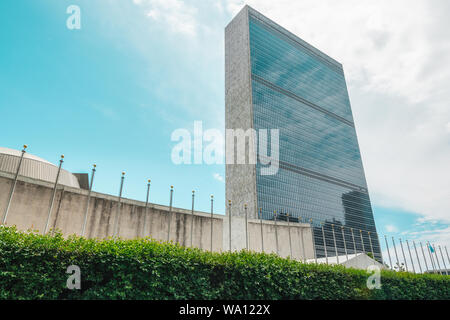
(1, 0), (449, 264)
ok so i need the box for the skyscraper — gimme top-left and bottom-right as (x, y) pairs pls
(225, 6), (381, 261)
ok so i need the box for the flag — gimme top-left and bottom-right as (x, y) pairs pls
(429, 243), (435, 253)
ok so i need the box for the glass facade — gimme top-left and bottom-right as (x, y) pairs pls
(248, 13), (381, 261)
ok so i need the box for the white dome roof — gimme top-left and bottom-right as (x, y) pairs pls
(0, 147), (80, 188)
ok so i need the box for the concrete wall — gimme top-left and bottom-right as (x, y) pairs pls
(223, 215), (314, 260)
(0, 171), (314, 260)
(225, 5), (258, 219)
(0, 172), (223, 252)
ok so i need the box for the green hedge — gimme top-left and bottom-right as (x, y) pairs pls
(0, 226), (448, 300)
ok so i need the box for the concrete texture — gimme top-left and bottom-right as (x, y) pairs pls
(0, 172), (223, 251)
(225, 5), (258, 219)
(0, 171), (314, 260)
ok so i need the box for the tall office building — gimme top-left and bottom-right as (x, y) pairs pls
(225, 6), (381, 261)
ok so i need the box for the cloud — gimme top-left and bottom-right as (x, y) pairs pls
(213, 172), (224, 182)
(385, 225), (398, 233)
(222, 0), (450, 225)
(133, 0), (199, 36)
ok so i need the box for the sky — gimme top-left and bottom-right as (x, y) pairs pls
(0, 0), (449, 267)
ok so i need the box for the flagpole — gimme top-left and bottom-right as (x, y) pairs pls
(392, 237), (400, 271)
(244, 204), (248, 251)
(399, 239), (409, 272)
(274, 211), (279, 255)
(310, 219), (317, 264)
(445, 246), (450, 269)
(341, 226), (348, 262)
(81, 164), (96, 237)
(331, 224), (339, 264)
(143, 179), (151, 238)
(228, 200), (232, 252)
(2, 144), (27, 225)
(259, 208), (264, 253)
(406, 240), (415, 273)
(44, 155), (64, 234)
(438, 246), (448, 275)
(385, 235), (393, 270)
(167, 186), (173, 242)
(351, 228), (357, 256)
(368, 231), (375, 261)
(359, 230), (365, 254)
(321, 224), (328, 264)
(413, 241), (422, 273)
(426, 242), (437, 274)
(432, 243), (442, 275)
(420, 242), (430, 273)
(113, 172), (125, 237)
(287, 213), (292, 258)
(299, 217), (306, 262)
(190, 190), (195, 247)
(210, 195), (214, 252)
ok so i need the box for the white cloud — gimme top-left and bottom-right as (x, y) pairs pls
(133, 0), (199, 36)
(213, 172), (224, 182)
(222, 0), (450, 225)
(385, 225), (398, 233)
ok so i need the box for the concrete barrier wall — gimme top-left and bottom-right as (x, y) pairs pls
(0, 172), (313, 259)
(223, 216), (314, 260)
